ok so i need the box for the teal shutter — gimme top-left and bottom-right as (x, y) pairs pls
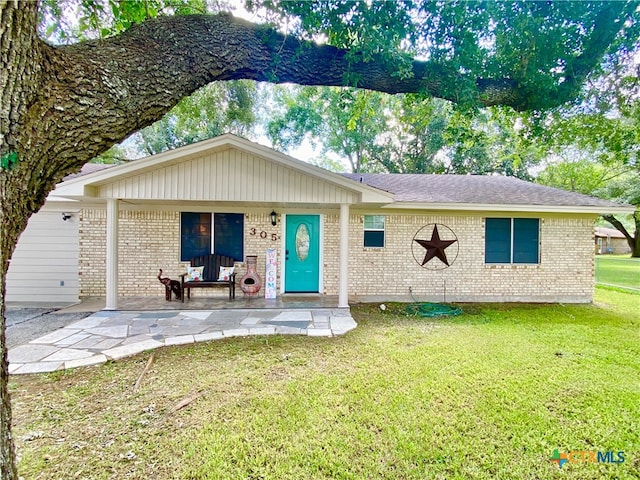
(364, 231), (385, 247)
(485, 218), (511, 263)
(513, 218), (539, 264)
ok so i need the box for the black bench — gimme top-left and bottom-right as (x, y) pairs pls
(180, 254), (236, 301)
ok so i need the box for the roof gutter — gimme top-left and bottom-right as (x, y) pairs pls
(382, 202), (637, 215)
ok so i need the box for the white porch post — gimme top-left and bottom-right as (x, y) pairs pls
(105, 198), (119, 310)
(338, 203), (350, 308)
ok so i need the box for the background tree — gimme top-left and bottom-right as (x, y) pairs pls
(537, 63), (639, 257)
(440, 108), (544, 177)
(376, 94), (450, 174)
(267, 87), (543, 177)
(267, 86), (399, 172)
(132, 80), (258, 156)
(1, 1), (638, 477)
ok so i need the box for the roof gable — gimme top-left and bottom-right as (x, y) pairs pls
(52, 134), (393, 204)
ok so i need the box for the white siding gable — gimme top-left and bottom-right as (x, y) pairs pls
(96, 148), (361, 204)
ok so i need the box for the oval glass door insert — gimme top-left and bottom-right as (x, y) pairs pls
(295, 224), (310, 261)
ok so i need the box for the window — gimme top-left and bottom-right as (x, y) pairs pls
(181, 212), (244, 262)
(364, 215), (385, 248)
(181, 213), (211, 261)
(213, 213), (244, 261)
(485, 218), (539, 264)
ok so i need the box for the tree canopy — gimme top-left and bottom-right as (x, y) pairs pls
(535, 60), (640, 257)
(266, 86), (542, 177)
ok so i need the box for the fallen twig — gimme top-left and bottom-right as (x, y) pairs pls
(133, 353), (155, 393)
(157, 390), (204, 424)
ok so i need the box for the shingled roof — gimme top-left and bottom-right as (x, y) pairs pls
(341, 173), (630, 211)
(62, 163), (115, 181)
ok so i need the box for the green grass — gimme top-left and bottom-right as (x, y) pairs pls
(595, 255), (640, 291)
(11, 288), (640, 479)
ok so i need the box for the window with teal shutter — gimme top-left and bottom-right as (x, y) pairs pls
(485, 218), (539, 264)
(513, 218), (539, 263)
(485, 218), (511, 263)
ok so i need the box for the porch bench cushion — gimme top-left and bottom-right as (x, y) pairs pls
(181, 254), (236, 301)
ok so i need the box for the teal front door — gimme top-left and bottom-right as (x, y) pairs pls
(285, 215), (320, 292)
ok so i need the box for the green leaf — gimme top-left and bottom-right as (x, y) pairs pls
(1, 151), (19, 170)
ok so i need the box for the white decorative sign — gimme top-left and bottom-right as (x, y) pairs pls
(265, 248), (277, 299)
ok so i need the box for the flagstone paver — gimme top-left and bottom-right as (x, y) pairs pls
(13, 362), (64, 374)
(42, 348), (94, 362)
(164, 335), (195, 346)
(248, 326), (277, 336)
(29, 329), (82, 345)
(194, 331), (224, 342)
(9, 344), (60, 363)
(65, 354), (108, 369)
(9, 308), (356, 374)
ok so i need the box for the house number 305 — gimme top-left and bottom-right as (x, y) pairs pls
(249, 228), (279, 241)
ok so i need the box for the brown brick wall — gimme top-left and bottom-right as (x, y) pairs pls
(79, 209), (284, 298)
(79, 208), (595, 302)
(80, 209), (184, 297)
(335, 214), (594, 303)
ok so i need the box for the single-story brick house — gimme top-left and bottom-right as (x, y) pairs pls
(594, 226), (632, 255)
(9, 134), (634, 308)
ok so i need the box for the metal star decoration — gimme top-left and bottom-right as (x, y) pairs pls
(414, 224), (458, 266)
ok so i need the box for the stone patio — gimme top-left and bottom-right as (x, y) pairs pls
(8, 304), (357, 375)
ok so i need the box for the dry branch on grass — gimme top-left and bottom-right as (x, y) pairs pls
(158, 391), (205, 424)
(133, 353), (155, 393)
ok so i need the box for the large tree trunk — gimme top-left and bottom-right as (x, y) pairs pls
(1, 1), (44, 477)
(0, 202), (21, 480)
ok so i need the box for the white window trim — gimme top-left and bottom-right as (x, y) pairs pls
(364, 215), (385, 248)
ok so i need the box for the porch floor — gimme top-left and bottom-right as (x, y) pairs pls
(61, 294), (342, 312)
(8, 295), (356, 376)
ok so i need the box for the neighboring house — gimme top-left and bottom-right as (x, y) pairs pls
(12, 134), (634, 307)
(594, 226), (631, 255)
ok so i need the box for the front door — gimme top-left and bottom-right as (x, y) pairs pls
(285, 215), (320, 292)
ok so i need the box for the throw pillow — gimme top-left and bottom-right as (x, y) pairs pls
(218, 266), (235, 281)
(186, 266), (204, 282)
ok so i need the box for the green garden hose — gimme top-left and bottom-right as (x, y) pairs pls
(404, 290), (462, 317)
(404, 302), (462, 317)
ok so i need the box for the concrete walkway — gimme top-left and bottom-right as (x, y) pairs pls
(8, 308), (357, 375)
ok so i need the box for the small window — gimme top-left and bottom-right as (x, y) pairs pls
(364, 215), (385, 248)
(485, 218), (539, 264)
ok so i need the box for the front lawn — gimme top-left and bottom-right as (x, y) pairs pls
(11, 288), (640, 479)
(595, 255), (640, 291)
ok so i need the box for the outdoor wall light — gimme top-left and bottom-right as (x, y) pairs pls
(61, 212), (71, 221)
(270, 210), (278, 226)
